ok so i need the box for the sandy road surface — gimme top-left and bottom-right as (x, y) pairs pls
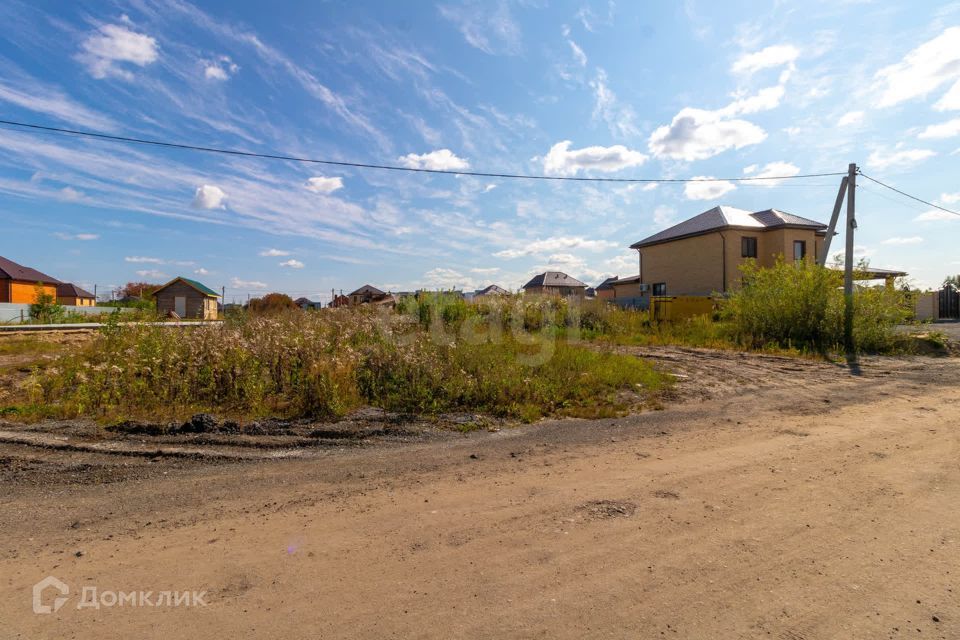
(1, 352), (959, 639)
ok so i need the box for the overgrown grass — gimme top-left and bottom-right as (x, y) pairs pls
(18, 307), (669, 423)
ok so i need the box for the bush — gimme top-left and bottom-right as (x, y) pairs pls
(28, 284), (65, 323)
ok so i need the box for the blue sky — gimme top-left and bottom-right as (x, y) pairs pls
(1, 0), (958, 302)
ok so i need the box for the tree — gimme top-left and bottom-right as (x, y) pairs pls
(114, 281), (161, 300)
(944, 274), (960, 289)
(29, 283), (64, 323)
(248, 292), (297, 313)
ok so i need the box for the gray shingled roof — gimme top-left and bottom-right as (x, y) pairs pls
(475, 284), (509, 296)
(0, 255), (61, 284)
(630, 206), (827, 249)
(595, 276), (619, 290)
(523, 271), (587, 289)
(349, 284), (385, 296)
(56, 282), (94, 298)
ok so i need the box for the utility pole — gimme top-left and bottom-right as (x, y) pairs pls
(817, 176), (848, 266)
(843, 162), (857, 355)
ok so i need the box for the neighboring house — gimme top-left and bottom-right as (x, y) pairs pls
(522, 271), (587, 298)
(348, 284), (388, 306)
(474, 284), (510, 297)
(0, 255), (60, 304)
(584, 287), (596, 299)
(153, 277), (220, 320)
(56, 283), (95, 306)
(610, 275), (642, 299)
(594, 276), (619, 300)
(329, 294), (350, 308)
(294, 297), (323, 310)
(628, 205), (828, 299)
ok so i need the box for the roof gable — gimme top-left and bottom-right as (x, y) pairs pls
(523, 271), (587, 289)
(154, 277), (219, 297)
(0, 255), (60, 284)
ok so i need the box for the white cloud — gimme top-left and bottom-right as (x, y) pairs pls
(741, 161), (801, 186)
(568, 39), (587, 67)
(54, 232), (98, 241)
(495, 236), (617, 258)
(936, 79), (960, 111)
(279, 259), (304, 269)
(874, 27), (960, 108)
(731, 44), (799, 74)
(684, 177), (737, 201)
(838, 110), (864, 127)
(135, 269), (167, 279)
(542, 140), (647, 176)
(305, 176), (344, 194)
(590, 69), (638, 137)
(204, 56), (239, 81)
(399, 149), (470, 171)
(231, 277), (268, 290)
(867, 148), (936, 170)
(259, 248), (290, 257)
(483, 183), (497, 192)
(192, 184), (227, 209)
(125, 256), (163, 263)
(881, 236), (924, 245)
(470, 267), (500, 274)
(194, 268), (210, 275)
(641, 183), (659, 191)
(653, 205), (677, 227)
(918, 118), (960, 139)
(942, 192), (960, 204)
(914, 209), (958, 222)
(422, 267), (476, 290)
(438, 1), (521, 55)
(0, 76), (115, 130)
(77, 24), (159, 80)
(546, 253), (583, 267)
(649, 108), (767, 160)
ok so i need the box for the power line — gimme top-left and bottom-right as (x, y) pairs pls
(0, 118), (846, 184)
(858, 171), (960, 218)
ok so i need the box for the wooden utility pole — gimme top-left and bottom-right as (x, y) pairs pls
(843, 163), (857, 355)
(817, 176), (848, 266)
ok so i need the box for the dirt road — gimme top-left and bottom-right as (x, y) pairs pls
(1, 351), (958, 638)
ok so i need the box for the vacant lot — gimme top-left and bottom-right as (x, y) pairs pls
(1, 345), (957, 638)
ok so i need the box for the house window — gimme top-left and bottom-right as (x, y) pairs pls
(652, 283), (667, 296)
(741, 236), (757, 258)
(793, 240), (807, 261)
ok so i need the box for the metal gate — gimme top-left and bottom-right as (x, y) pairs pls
(940, 285), (960, 320)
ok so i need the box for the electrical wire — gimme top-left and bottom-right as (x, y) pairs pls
(0, 118), (846, 184)
(858, 171), (960, 218)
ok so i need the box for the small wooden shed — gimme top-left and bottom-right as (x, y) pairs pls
(153, 277), (219, 320)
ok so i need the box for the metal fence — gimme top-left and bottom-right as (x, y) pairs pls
(0, 303), (135, 324)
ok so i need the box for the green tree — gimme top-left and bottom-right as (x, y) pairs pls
(28, 283), (65, 323)
(944, 274), (960, 288)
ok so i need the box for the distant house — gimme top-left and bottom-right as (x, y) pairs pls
(474, 284), (509, 297)
(348, 284), (388, 306)
(56, 283), (95, 306)
(594, 276), (618, 300)
(294, 297), (323, 310)
(153, 277), (220, 320)
(610, 275), (642, 300)
(329, 294), (350, 308)
(628, 205), (828, 299)
(522, 271), (587, 298)
(0, 255), (60, 304)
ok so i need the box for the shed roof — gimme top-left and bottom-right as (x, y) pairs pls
(0, 255), (61, 284)
(154, 276), (219, 297)
(630, 206), (827, 249)
(56, 282), (95, 298)
(523, 271), (587, 289)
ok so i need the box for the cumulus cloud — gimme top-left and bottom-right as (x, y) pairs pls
(741, 161), (801, 186)
(494, 235), (617, 258)
(684, 177), (737, 201)
(77, 23), (159, 80)
(874, 27), (960, 108)
(259, 248), (290, 257)
(470, 267), (500, 274)
(914, 209), (958, 222)
(194, 268), (210, 275)
(231, 277), (268, 290)
(542, 140), (647, 176)
(204, 56), (239, 81)
(305, 176), (344, 193)
(918, 118), (960, 139)
(838, 110), (864, 126)
(881, 236), (923, 245)
(936, 80), (960, 111)
(649, 109), (767, 161)
(399, 149), (469, 171)
(54, 232), (98, 240)
(192, 184), (227, 209)
(279, 259), (304, 269)
(731, 44), (799, 74)
(422, 267), (476, 290)
(867, 148), (936, 170)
